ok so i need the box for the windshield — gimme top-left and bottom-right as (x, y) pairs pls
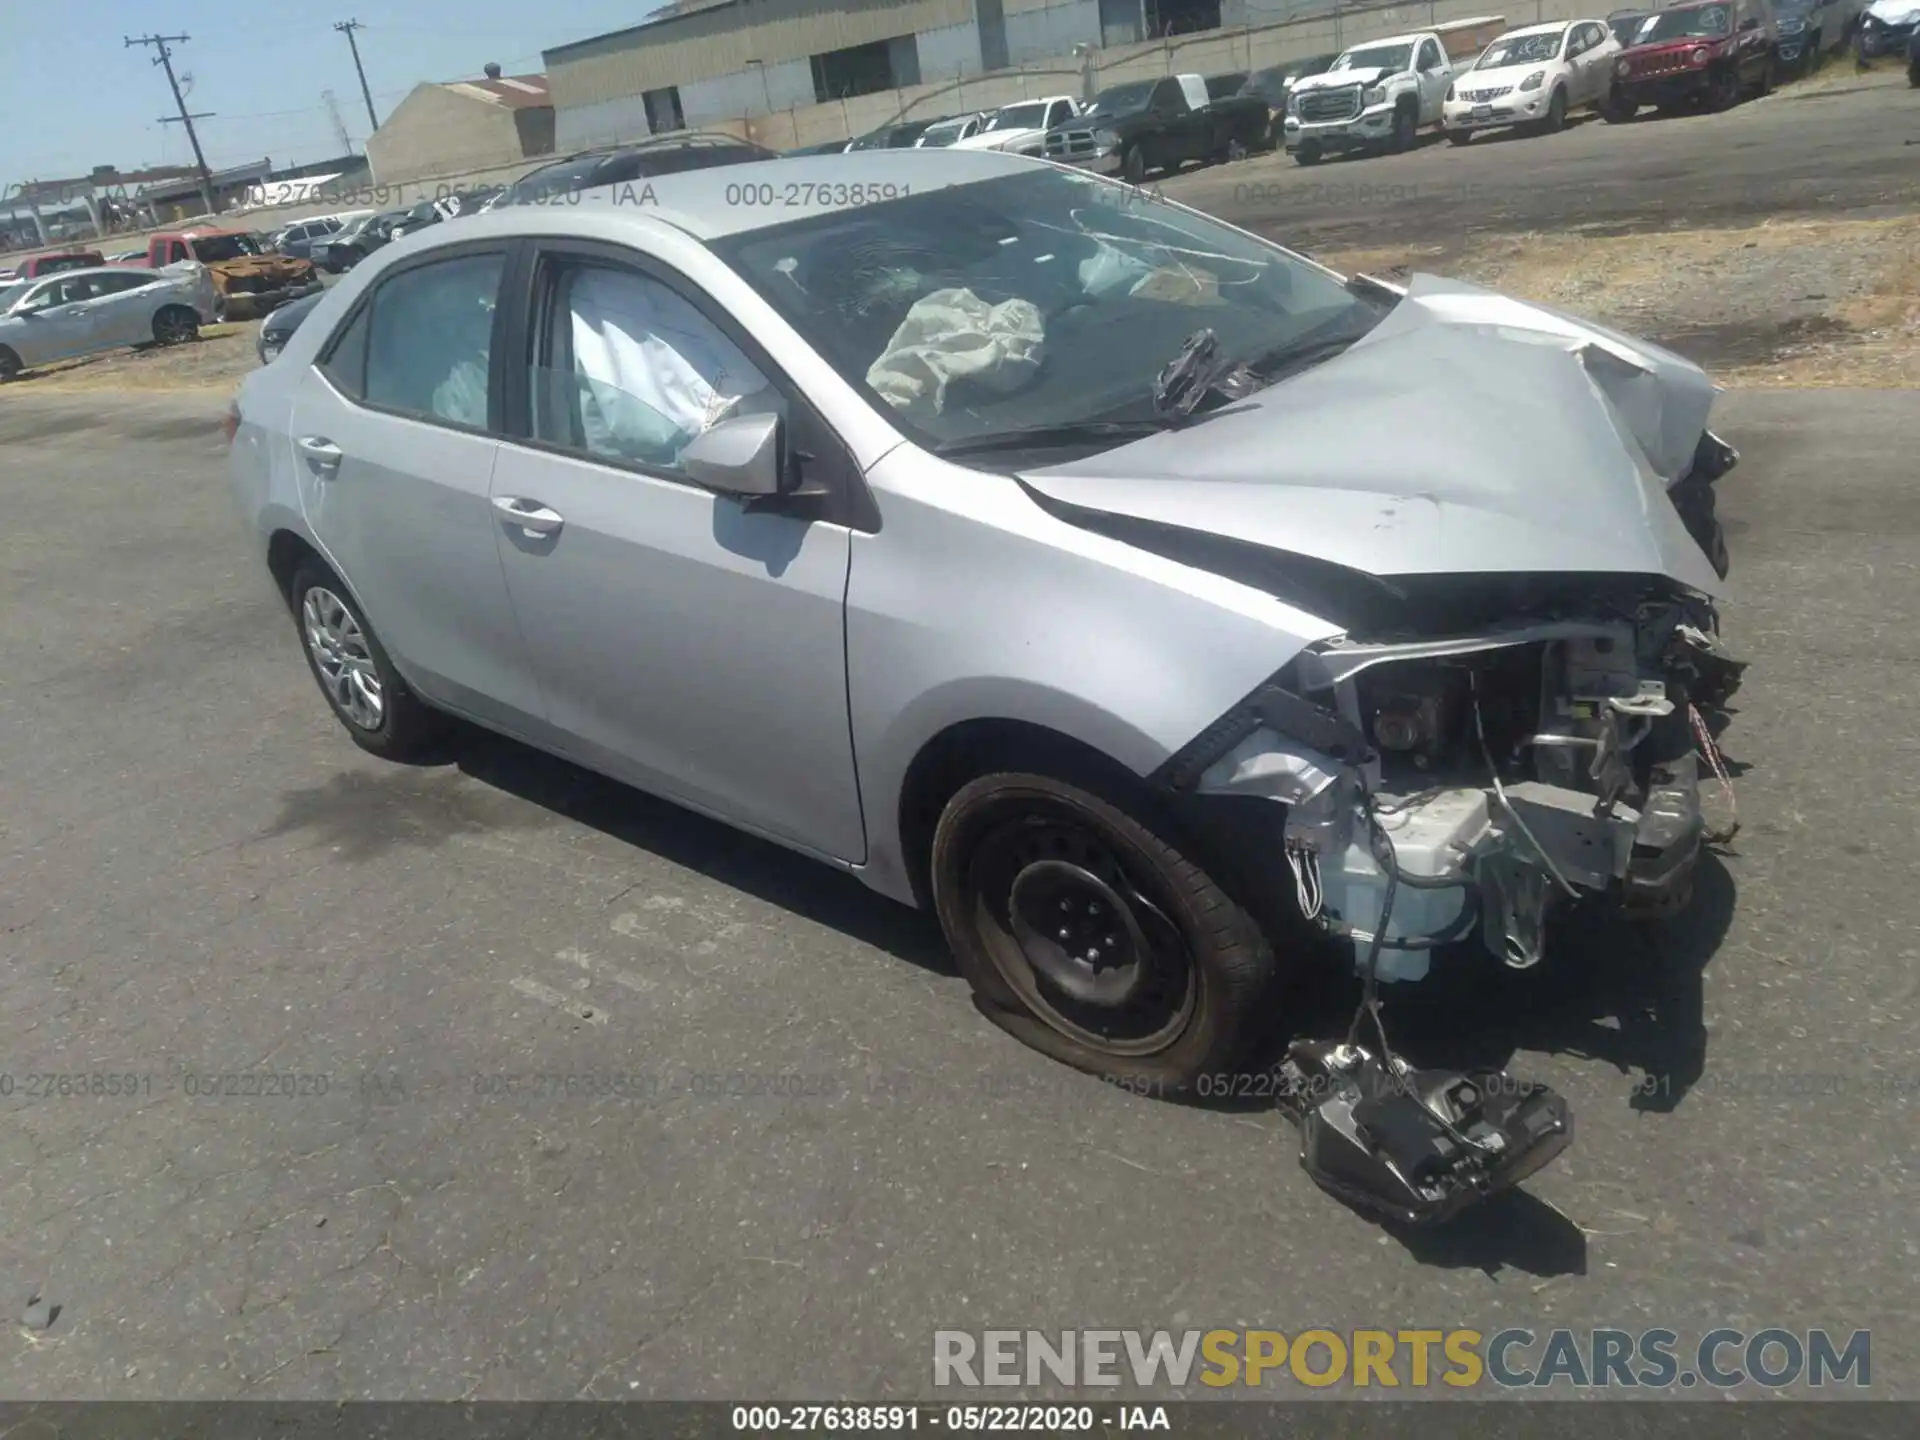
(1636, 5), (1731, 40)
(1608, 12), (1649, 40)
(919, 119), (972, 146)
(710, 167), (1384, 454)
(1334, 43), (1414, 71)
(188, 234), (263, 262)
(1476, 30), (1566, 67)
(1084, 81), (1156, 116)
(987, 102), (1048, 131)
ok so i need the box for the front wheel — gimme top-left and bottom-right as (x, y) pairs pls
(1538, 86), (1569, 133)
(1293, 142), (1323, 166)
(1709, 66), (1742, 110)
(1388, 104), (1417, 152)
(1445, 127), (1473, 145)
(289, 561), (445, 760)
(1601, 90), (1638, 123)
(931, 771), (1280, 1090)
(0, 346), (19, 382)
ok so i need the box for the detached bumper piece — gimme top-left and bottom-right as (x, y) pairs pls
(1280, 1041), (1572, 1226)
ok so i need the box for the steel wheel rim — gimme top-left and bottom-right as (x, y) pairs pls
(157, 311), (194, 344)
(967, 810), (1198, 1056)
(302, 586), (384, 730)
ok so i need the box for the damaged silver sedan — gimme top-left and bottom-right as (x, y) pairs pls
(230, 150), (1743, 1223)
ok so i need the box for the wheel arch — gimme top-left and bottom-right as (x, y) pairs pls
(894, 715), (1148, 910)
(266, 527), (328, 612)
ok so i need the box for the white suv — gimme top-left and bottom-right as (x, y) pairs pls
(1442, 20), (1622, 142)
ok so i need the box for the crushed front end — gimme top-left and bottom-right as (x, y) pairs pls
(1175, 579), (1740, 980)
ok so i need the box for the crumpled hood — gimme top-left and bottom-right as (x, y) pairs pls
(1291, 66), (1393, 92)
(1864, 0), (1920, 23)
(1019, 274), (1724, 597)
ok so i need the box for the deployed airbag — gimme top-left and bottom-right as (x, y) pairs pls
(865, 287), (1045, 417)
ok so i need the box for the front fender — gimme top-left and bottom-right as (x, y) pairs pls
(847, 448), (1341, 904)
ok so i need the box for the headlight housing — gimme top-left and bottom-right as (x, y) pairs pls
(1363, 84), (1387, 106)
(1519, 70), (1546, 91)
(1689, 45), (1710, 65)
(1777, 16), (1806, 32)
(1616, 56), (1632, 76)
(1287, 93), (1302, 115)
(1092, 127), (1120, 149)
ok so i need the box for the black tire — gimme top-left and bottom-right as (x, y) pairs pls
(930, 770), (1279, 1091)
(1910, 49), (1920, 86)
(1293, 142), (1323, 165)
(1445, 127), (1473, 145)
(152, 305), (199, 346)
(1121, 142), (1147, 185)
(0, 346), (19, 382)
(289, 559), (445, 760)
(1709, 66), (1742, 110)
(1389, 103), (1418, 152)
(1601, 91), (1638, 123)
(1539, 86), (1569, 133)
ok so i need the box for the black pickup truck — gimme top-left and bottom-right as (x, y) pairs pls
(1042, 72), (1272, 183)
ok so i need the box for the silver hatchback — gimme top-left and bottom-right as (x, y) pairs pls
(228, 150), (1740, 1099)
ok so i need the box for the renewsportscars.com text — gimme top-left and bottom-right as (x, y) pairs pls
(933, 1327), (1870, 1390)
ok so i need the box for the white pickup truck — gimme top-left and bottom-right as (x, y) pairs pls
(950, 96), (1085, 155)
(1282, 17), (1506, 164)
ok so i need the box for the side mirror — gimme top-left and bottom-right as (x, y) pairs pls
(681, 412), (784, 498)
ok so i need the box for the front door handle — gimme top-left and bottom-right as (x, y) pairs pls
(492, 496), (565, 536)
(296, 435), (343, 473)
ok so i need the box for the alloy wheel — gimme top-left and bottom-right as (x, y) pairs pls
(302, 586), (384, 730)
(155, 310), (196, 345)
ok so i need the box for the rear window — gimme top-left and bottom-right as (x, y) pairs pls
(1205, 73), (1249, 100)
(189, 234), (263, 263)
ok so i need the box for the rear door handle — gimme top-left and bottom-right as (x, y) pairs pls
(296, 435), (343, 473)
(492, 496), (565, 536)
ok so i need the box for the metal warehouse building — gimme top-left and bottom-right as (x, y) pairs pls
(545, 0), (1300, 150)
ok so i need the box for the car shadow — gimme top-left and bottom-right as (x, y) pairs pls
(437, 719), (957, 977)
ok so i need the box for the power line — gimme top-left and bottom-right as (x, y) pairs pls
(334, 20), (381, 132)
(125, 33), (219, 216)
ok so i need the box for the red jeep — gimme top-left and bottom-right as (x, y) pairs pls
(1604, 0), (1779, 119)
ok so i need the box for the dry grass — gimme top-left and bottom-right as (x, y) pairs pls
(1323, 213), (1920, 388)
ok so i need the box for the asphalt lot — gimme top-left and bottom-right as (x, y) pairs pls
(1168, 72), (1920, 256)
(1, 377), (1917, 1400)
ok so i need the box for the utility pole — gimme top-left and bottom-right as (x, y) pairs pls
(334, 21), (381, 133)
(125, 33), (219, 217)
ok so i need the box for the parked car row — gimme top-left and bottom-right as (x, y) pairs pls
(1258, 1), (1843, 164)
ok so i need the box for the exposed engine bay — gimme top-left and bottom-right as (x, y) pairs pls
(1178, 586), (1742, 981)
(1150, 486), (1745, 1224)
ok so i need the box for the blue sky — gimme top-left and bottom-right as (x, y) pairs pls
(3, 0), (669, 186)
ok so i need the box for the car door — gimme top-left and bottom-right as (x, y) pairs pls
(485, 240), (866, 861)
(289, 242), (548, 731)
(1563, 24), (1594, 101)
(1585, 23), (1622, 96)
(12, 276), (96, 362)
(1416, 38), (1451, 121)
